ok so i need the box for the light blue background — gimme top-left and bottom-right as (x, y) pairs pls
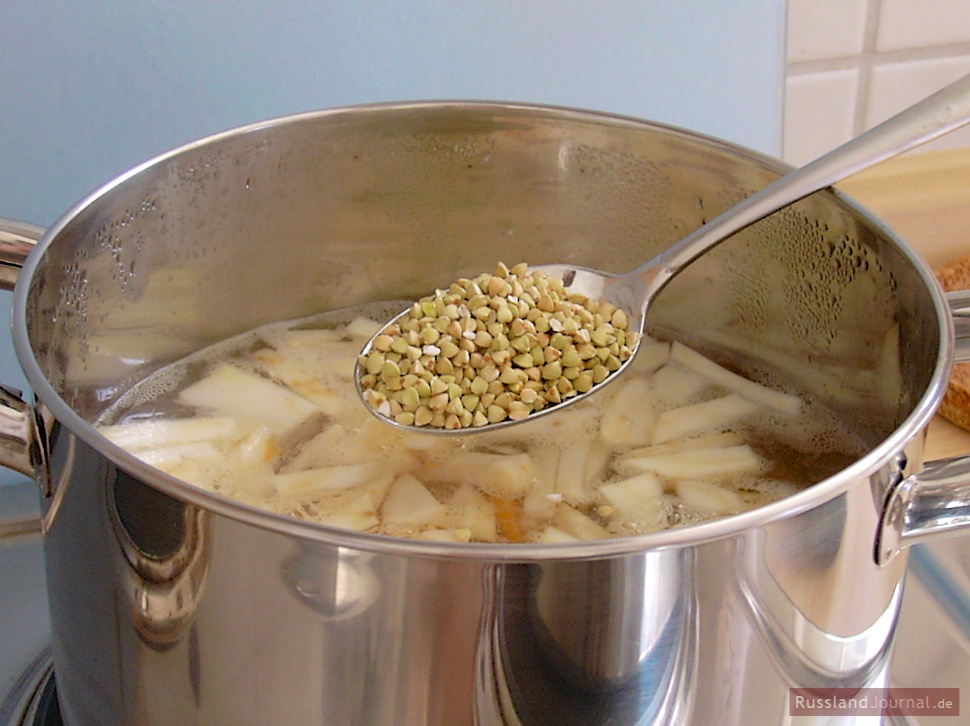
(0, 0), (786, 485)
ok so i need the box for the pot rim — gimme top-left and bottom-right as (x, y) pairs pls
(11, 99), (956, 562)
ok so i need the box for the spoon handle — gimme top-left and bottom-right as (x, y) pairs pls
(637, 71), (970, 303)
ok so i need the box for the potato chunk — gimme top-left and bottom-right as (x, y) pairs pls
(424, 451), (538, 501)
(652, 393), (759, 445)
(99, 416), (239, 451)
(600, 378), (657, 446)
(675, 479), (744, 515)
(552, 502), (611, 540)
(381, 473), (445, 527)
(437, 484), (498, 542)
(620, 444), (764, 480)
(178, 364), (322, 435)
(598, 473), (666, 533)
(670, 342), (802, 415)
(317, 491), (381, 532)
(272, 463), (390, 498)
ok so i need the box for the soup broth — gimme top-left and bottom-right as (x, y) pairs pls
(97, 304), (866, 543)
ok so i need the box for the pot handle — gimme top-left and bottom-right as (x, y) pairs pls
(0, 219), (48, 488)
(875, 289), (970, 566)
(876, 454), (970, 566)
(949, 288), (970, 361)
(0, 217), (42, 292)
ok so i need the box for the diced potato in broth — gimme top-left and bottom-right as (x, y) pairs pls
(97, 304), (867, 543)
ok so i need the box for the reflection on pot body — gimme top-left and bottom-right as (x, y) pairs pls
(476, 554), (695, 725)
(735, 459), (909, 691)
(8, 102), (969, 723)
(526, 556), (687, 691)
(110, 470), (212, 650)
(282, 545), (381, 622)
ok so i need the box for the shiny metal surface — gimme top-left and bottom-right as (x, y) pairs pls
(0, 386), (36, 480)
(2, 531), (965, 726)
(878, 454), (970, 565)
(42, 432), (914, 724)
(5, 525), (963, 725)
(0, 220), (41, 293)
(376, 76), (970, 435)
(947, 289), (970, 361)
(355, 73), (970, 437)
(2, 102), (969, 723)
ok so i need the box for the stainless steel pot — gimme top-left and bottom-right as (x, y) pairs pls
(3, 101), (970, 725)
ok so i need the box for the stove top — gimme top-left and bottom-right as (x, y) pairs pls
(2, 476), (968, 725)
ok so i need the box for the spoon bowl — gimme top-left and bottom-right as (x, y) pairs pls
(357, 72), (970, 434)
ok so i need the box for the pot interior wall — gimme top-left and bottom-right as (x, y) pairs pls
(21, 103), (941, 447)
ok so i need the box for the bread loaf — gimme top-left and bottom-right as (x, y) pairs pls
(935, 256), (970, 432)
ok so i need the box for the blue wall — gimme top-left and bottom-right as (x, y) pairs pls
(3, 1), (785, 226)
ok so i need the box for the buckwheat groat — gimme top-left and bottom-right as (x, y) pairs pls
(358, 262), (637, 429)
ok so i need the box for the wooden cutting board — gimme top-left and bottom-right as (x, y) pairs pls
(837, 147), (970, 461)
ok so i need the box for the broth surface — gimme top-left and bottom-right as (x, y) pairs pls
(98, 304), (866, 543)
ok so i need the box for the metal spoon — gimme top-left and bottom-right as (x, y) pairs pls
(357, 72), (970, 434)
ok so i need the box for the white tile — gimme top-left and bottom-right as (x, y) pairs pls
(877, 0), (970, 51)
(866, 56), (970, 152)
(787, 0), (867, 62)
(783, 69), (859, 165)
